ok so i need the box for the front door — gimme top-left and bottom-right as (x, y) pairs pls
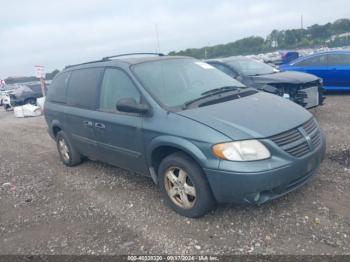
(293, 54), (330, 87)
(94, 68), (148, 174)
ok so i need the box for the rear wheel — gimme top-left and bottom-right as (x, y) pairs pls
(56, 131), (82, 167)
(158, 152), (215, 218)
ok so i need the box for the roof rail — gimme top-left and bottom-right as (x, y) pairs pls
(65, 59), (105, 69)
(64, 53), (165, 69)
(102, 53), (165, 61)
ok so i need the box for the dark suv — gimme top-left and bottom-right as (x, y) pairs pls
(45, 53), (326, 218)
(9, 83), (43, 106)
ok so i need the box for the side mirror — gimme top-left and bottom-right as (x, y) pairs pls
(116, 97), (150, 114)
(235, 74), (243, 81)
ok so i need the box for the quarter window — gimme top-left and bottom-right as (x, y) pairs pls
(99, 68), (141, 112)
(47, 72), (70, 103)
(67, 68), (103, 109)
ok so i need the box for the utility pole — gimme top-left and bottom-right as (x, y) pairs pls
(301, 14), (304, 30)
(35, 65), (46, 97)
(155, 24), (161, 53)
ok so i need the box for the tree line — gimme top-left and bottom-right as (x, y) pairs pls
(5, 69), (60, 84)
(169, 18), (350, 59)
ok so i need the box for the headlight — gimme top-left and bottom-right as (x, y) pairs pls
(212, 140), (271, 161)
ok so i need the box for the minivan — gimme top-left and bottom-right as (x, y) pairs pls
(45, 53), (326, 218)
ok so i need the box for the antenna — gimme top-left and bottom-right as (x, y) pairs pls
(155, 24), (161, 53)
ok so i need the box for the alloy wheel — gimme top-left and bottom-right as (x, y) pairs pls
(164, 167), (196, 209)
(58, 137), (70, 162)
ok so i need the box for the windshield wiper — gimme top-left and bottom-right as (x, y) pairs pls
(183, 86), (241, 109)
(249, 72), (276, 76)
(201, 86), (241, 96)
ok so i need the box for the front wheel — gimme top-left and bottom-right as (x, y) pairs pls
(158, 152), (216, 218)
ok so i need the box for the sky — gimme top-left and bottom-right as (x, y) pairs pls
(0, 0), (349, 77)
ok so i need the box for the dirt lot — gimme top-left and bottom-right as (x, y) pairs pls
(0, 95), (349, 255)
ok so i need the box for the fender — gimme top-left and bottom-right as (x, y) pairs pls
(49, 120), (64, 138)
(146, 135), (209, 184)
(147, 135), (208, 167)
(51, 119), (63, 130)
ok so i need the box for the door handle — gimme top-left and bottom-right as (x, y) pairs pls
(83, 120), (93, 127)
(95, 123), (106, 129)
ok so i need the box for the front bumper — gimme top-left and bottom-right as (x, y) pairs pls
(204, 133), (326, 204)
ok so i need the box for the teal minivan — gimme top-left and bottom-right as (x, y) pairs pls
(45, 53), (326, 218)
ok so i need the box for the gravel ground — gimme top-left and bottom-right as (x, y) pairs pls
(0, 95), (349, 255)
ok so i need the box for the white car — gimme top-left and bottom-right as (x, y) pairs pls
(2, 94), (12, 111)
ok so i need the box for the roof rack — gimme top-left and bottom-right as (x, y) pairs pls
(102, 53), (165, 61)
(65, 59), (105, 69)
(65, 53), (165, 69)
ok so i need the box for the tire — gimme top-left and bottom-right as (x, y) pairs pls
(4, 104), (11, 111)
(25, 98), (37, 105)
(158, 152), (216, 218)
(56, 131), (82, 167)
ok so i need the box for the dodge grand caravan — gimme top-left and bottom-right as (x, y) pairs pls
(45, 53), (326, 218)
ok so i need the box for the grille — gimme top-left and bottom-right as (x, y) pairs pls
(285, 141), (310, 158)
(301, 80), (320, 89)
(310, 130), (322, 149)
(270, 118), (321, 158)
(270, 128), (303, 146)
(303, 118), (317, 135)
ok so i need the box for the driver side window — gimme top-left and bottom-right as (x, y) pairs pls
(99, 68), (141, 112)
(210, 63), (238, 78)
(295, 55), (328, 67)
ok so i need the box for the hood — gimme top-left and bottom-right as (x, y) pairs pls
(177, 92), (312, 140)
(250, 71), (318, 85)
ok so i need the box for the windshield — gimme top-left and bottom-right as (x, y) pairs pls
(132, 58), (246, 108)
(227, 57), (278, 76)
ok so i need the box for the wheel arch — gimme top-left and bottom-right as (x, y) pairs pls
(51, 120), (64, 138)
(147, 136), (208, 184)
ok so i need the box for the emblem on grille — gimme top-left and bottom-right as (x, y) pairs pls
(299, 127), (313, 150)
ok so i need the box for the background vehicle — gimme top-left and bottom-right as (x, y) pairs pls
(280, 51), (300, 65)
(45, 53), (325, 218)
(0, 85), (17, 106)
(206, 56), (325, 108)
(8, 84), (43, 107)
(279, 50), (350, 91)
(2, 95), (12, 111)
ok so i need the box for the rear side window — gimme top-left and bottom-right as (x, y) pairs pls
(47, 72), (70, 103)
(67, 68), (103, 109)
(295, 55), (328, 67)
(328, 54), (350, 65)
(99, 68), (141, 112)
